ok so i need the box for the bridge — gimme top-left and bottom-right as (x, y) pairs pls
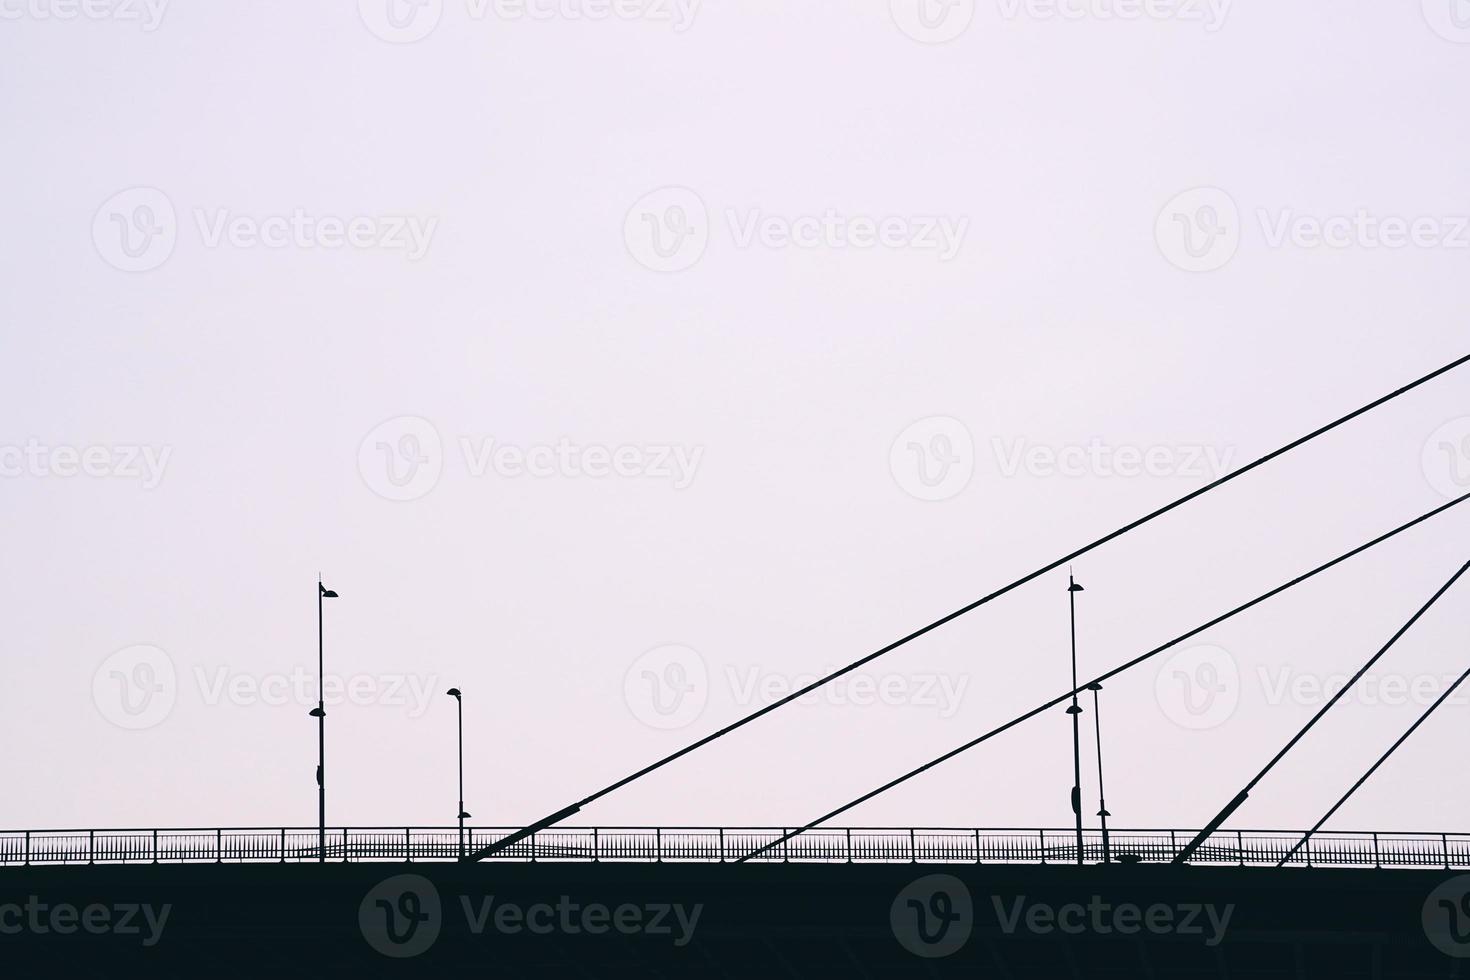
(5, 825), (1468, 869)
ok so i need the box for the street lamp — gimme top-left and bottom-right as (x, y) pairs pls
(1087, 681), (1112, 864)
(447, 688), (471, 859)
(1066, 574), (1085, 865)
(312, 579), (338, 863)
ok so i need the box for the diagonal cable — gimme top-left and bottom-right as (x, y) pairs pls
(736, 493), (1470, 863)
(1275, 662), (1470, 867)
(468, 354), (1470, 861)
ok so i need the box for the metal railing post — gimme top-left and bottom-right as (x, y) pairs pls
(594, 827), (601, 863)
(846, 828), (853, 864)
(1444, 833), (1451, 870)
(1372, 832), (1380, 869)
(1039, 830), (1047, 865)
(1169, 830), (1178, 862)
(153, 829), (159, 864)
(975, 828), (981, 864)
(655, 828), (662, 863)
(280, 828), (286, 863)
(405, 828), (412, 863)
(909, 828), (917, 863)
(88, 830), (95, 865)
(24, 831), (30, 867)
(1237, 830), (1245, 866)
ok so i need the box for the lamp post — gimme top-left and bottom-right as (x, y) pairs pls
(1066, 574), (1085, 865)
(311, 579), (338, 863)
(447, 688), (471, 859)
(1087, 681), (1112, 864)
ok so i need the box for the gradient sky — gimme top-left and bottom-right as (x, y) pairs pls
(2, 1), (1468, 838)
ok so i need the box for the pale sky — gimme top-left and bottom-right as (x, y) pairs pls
(2, 1), (1468, 839)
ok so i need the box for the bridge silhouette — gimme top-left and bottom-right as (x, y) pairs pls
(6, 825), (1469, 869)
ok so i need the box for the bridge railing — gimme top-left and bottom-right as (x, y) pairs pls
(2, 827), (1467, 868)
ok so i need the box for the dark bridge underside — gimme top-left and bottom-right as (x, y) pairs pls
(1, 861), (1463, 978)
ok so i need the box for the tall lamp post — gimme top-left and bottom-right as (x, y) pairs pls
(1066, 574), (1085, 865)
(311, 579), (338, 863)
(1087, 681), (1112, 864)
(447, 688), (471, 859)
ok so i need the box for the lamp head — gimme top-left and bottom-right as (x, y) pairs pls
(320, 584), (338, 598)
(446, 688), (462, 699)
(458, 810), (472, 819)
